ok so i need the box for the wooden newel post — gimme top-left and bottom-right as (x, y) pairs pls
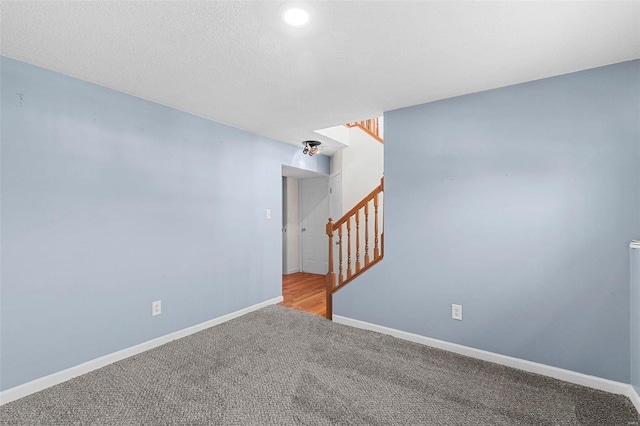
(326, 218), (336, 320)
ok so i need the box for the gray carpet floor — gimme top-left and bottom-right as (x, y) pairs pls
(1, 305), (638, 425)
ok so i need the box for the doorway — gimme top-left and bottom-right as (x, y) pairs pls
(281, 166), (330, 275)
(281, 166), (331, 316)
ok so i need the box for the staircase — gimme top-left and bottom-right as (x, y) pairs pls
(325, 177), (384, 319)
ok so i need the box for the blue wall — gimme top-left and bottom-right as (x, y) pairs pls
(0, 57), (329, 391)
(633, 247), (640, 394)
(335, 60), (640, 383)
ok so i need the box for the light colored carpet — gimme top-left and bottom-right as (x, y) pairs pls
(0, 305), (638, 425)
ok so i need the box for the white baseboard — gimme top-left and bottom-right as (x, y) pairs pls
(333, 315), (630, 397)
(630, 385), (640, 415)
(0, 296), (283, 406)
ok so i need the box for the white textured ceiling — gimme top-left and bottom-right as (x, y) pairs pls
(1, 1), (639, 154)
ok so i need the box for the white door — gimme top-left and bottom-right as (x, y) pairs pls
(301, 177), (330, 274)
(284, 177), (300, 274)
(282, 178), (287, 274)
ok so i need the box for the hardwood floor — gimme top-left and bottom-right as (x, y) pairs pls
(280, 272), (326, 317)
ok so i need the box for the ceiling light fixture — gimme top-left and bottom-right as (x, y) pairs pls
(283, 8), (309, 26)
(302, 140), (321, 156)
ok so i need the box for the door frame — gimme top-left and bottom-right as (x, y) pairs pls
(330, 171), (342, 221)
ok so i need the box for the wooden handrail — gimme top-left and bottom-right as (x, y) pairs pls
(345, 117), (384, 143)
(325, 177), (384, 320)
(331, 180), (383, 229)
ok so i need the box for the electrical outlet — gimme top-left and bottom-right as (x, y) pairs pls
(451, 304), (462, 320)
(152, 300), (161, 316)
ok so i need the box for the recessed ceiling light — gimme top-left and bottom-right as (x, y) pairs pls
(283, 8), (309, 26)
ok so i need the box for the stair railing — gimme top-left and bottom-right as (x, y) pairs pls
(345, 118), (383, 143)
(325, 177), (384, 319)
